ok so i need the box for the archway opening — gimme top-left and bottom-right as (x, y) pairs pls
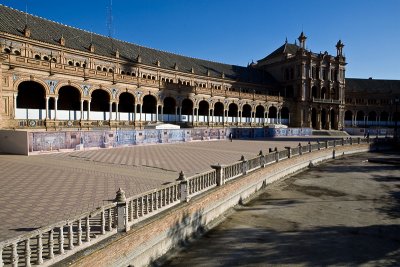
(17, 81), (46, 109)
(311, 86), (318, 98)
(311, 108), (317, 128)
(214, 102), (224, 117)
(119, 92), (135, 113)
(181, 99), (193, 115)
(198, 100), (209, 116)
(163, 97), (176, 115)
(281, 107), (289, 125)
(255, 105), (264, 118)
(330, 109), (335, 129)
(242, 104), (252, 118)
(321, 109), (327, 129)
(91, 89), (110, 112)
(58, 86), (80, 111)
(228, 103), (238, 117)
(142, 95), (157, 114)
(356, 111), (365, 127)
(368, 111), (377, 125)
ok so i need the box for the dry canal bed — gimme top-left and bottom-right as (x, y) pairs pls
(163, 151), (400, 267)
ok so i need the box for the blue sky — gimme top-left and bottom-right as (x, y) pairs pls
(1, 0), (399, 79)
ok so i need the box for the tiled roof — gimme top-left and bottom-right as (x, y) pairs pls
(257, 42), (299, 63)
(346, 78), (400, 94)
(0, 4), (276, 85)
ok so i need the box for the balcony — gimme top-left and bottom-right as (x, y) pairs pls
(312, 97), (341, 104)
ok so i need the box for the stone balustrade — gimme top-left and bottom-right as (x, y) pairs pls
(0, 136), (382, 266)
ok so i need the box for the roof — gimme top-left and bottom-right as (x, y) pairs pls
(0, 4), (276, 85)
(257, 42), (299, 63)
(346, 78), (400, 94)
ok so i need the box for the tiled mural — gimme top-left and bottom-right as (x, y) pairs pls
(28, 127), (312, 152)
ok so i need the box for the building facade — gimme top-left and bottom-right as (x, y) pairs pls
(0, 4), (397, 133)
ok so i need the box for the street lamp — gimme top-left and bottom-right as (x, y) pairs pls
(395, 97), (399, 140)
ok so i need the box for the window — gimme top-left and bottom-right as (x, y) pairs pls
(68, 61), (73, 66)
(14, 50), (21, 56)
(97, 66), (101, 71)
(35, 54), (41, 60)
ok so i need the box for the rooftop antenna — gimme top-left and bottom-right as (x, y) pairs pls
(107, 0), (114, 51)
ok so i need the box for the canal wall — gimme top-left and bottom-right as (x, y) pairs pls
(66, 142), (378, 267)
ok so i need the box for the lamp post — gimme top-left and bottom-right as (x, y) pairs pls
(395, 97), (399, 140)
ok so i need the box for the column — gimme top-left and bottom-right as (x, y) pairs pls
(13, 93), (18, 119)
(80, 100), (84, 120)
(209, 109), (213, 123)
(178, 106), (182, 122)
(139, 103), (143, 121)
(109, 102), (112, 120)
(263, 111), (266, 124)
(87, 100), (91, 120)
(196, 108), (199, 122)
(115, 102), (119, 121)
(54, 97), (58, 120)
(192, 108), (195, 123)
(156, 104), (159, 121)
(45, 96), (49, 119)
(239, 110), (242, 123)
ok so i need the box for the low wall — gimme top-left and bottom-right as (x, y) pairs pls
(0, 130), (28, 155)
(24, 127), (311, 154)
(67, 143), (372, 267)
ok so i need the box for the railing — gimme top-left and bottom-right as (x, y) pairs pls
(0, 137), (378, 266)
(312, 97), (341, 104)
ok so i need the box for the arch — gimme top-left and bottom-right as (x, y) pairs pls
(330, 109), (335, 129)
(163, 97), (176, 115)
(268, 106), (277, 118)
(228, 103), (238, 117)
(344, 110), (353, 121)
(119, 92), (135, 112)
(255, 105), (265, 118)
(198, 100), (209, 116)
(321, 87), (327, 99)
(311, 108), (317, 128)
(213, 102), (224, 116)
(91, 89), (110, 111)
(311, 86), (318, 98)
(380, 111), (389, 121)
(368, 111), (377, 121)
(17, 81), (46, 109)
(142, 94), (157, 113)
(321, 109), (327, 129)
(58, 86), (81, 111)
(242, 104), (252, 117)
(356, 110), (365, 121)
(281, 107), (289, 119)
(393, 111), (400, 122)
(181, 99), (193, 115)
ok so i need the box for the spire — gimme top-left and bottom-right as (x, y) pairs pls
(285, 37), (288, 44)
(298, 31), (307, 49)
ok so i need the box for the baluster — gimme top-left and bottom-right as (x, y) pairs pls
(11, 242), (18, 267)
(163, 189), (166, 206)
(25, 239), (31, 267)
(108, 208), (112, 231)
(134, 199), (139, 220)
(147, 194), (150, 213)
(130, 201), (134, 220)
(68, 223), (74, 249)
(59, 227), (64, 254)
(37, 233), (44, 264)
(101, 210), (106, 235)
(77, 219), (82, 245)
(85, 217), (91, 242)
(0, 245), (3, 267)
(49, 229), (54, 259)
(155, 191), (158, 210)
(140, 197), (145, 216)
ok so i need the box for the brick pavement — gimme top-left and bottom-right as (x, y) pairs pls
(0, 136), (332, 241)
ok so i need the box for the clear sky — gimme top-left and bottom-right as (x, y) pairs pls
(1, 0), (399, 80)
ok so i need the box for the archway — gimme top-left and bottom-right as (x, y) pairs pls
(311, 86), (318, 98)
(142, 95), (157, 121)
(321, 109), (327, 129)
(17, 81), (46, 109)
(228, 103), (238, 123)
(330, 109), (335, 129)
(321, 87), (327, 99)
(119, 92), (135, 121)
(311, 108), (317, 128)
(198, 100), (209, 122)
(356, 111), (365, 126)
(344, 110), (352, 126)
(91, 89), (110, 120)
(58, 86), (81, 120)
(281, 107), (289, 125)
(380, 111), (389, 126)
(368, 111), (377, 126)
(214, 102), (224, 123)
(181, 98), (193, 122)
(242, 104), (252, 123)
(163, 97), (176, 122)
(268, 106), (277, 124)
(255, 105), (265, 123)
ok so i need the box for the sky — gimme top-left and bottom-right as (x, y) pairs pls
(1, 0), (399, 80)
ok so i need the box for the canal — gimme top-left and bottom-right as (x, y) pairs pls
(162, 151), (400, 266)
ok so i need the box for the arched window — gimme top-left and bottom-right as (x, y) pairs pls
(35, 54), (41, 60)
(17, 81), (46, 109)
(97, 66), (101, 71)
(68, 61), (73, 66)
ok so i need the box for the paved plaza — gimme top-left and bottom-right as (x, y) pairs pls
(0, 137), (336, 242)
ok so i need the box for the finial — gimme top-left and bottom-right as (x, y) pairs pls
(177, 171), (187, 181)
(115, 188), (126, 202)
(59, 35), (65, 46)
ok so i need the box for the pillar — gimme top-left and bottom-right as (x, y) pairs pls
(87, 100), (91, 120)
(54, 97), (58, 120)
(13, 93), (18, 119)
(139, 103), (143, 121)
(156, 104), (159, 121)
(109, 102), (112, 120)
(45, 96), (49, 119)
(115, 102), (119, 121)
(80, 99), (84, 120)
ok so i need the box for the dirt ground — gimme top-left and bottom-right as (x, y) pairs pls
(163, 151), (400, 267)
